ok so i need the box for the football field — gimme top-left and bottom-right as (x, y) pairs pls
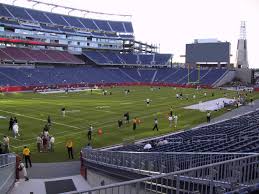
(0, 86), (254, 162)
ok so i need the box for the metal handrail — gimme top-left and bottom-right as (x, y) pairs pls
(65, 153), (259, 194)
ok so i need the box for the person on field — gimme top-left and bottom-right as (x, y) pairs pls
(118, 119), (123, 128)
(207, 112), (211, 123)
(42, 136), (48, 152)
(66, 140), (74, 159)
(49, 136), (55, 152)
(61, 107), (66, 117)
(168, 115), (173, 128)
(47, 115), (51, 127)
(133, 117), (137, 130)
(152, 118), (159, 131)
(124, 112), (129, 124)
(170, 106), (173, 116)
(13, 117), (18, 124)
(88, 125), (93, 141)
(23, 146), (32, 168)
(145, 98), (151, 106)
(13, 123), (20, 139)
(174, 114), (178, 128)
(3, 135), (10, 153)
(9, 117), (14, 131)
(36, 134), (43, 152)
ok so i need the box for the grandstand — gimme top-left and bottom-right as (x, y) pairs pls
(0, 1), (258, 194)
(0, 2), (235, 90)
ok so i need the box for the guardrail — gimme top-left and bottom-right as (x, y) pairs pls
(65, 153), (259, 194)
(192, 134), (227, 143)
(0, 154), (16, 194)
(82, 149), (253, 175)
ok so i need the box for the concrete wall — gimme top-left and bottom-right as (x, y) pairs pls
(235, 68), (252, 84)
(213, 70), (236, 87)
(87, 168), (121, 188)
(86, 169), (148, 194)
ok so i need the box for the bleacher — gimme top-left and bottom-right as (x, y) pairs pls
(0, 47), (84, 64)
(0, 3), (134, 37)
(82, 51), (172, 65)
(112, 110), (259, 153)
(0, 66), (227, 87)
(79, 110), (259, 193)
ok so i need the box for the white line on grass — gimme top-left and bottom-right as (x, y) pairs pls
(0, 109), (81, 129)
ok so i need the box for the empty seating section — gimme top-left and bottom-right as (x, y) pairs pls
(82, 51), (172, 65)
(154, 54), (172, 65)
(62, 15), (84, 28)
(0, 4), (12, 17)
(94, 20), (111, 31)
(200, 69), (226, 85)
(0, 3), (134, 34)
(4, 4), (32, 21)
(45, 12), (68, 26)
(139, 54), (154, 64)
(109, 21), (125, 32)
(119, 54), (138, 64)
(0, 47), (84, 64)
(0, 49), (13, 61)
(113, 111), (259, 153)
(2, 47), (33, 61)
(0, 66), (227, 86)
(26, 9), (50, 23)
(124, 22), (134, 33)
(79, 18), (98, 30)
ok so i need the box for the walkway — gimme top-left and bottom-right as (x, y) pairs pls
(199, 100), (259, 127)
(10, 175), (91, 194)
(26, 161), (80, 179)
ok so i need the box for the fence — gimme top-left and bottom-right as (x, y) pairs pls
(0, 154), (16, 194)
(65, 153), (259, 194)
(82, 149), (253, 175)
(192, 134), (227, 143)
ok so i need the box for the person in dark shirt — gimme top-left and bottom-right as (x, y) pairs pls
(13, 117), (18, 124)
(118, 120), (123, 128)
(124, 112), (129, 124)
(47, 116), (51, 126)
(9, 117), (13, 131)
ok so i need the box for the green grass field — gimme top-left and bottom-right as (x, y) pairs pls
(0, 86), (257, 162)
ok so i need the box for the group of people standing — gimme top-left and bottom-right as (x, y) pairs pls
(116, 106), (179, 132)
(36, 117), (55, 152)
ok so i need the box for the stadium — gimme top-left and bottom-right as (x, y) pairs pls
(0, 0), (259, 194)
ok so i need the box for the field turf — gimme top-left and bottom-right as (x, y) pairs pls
(0, 86), (256, 162)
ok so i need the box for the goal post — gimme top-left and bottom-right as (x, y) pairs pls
(188, 64), (201, 84)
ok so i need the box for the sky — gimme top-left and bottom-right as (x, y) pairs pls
(1, 0), (259, 68)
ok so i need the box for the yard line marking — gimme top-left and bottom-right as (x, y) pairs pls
(0, 109), (81, 130)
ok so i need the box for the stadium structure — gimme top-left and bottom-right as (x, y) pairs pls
(0, 1), (243, 91)
(1, 1), (259, 194)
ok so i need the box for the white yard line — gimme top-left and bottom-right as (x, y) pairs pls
(0, 109), (81, 129)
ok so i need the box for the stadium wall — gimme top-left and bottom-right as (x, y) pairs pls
(235, 68), (253, 84)
(0, 83), (212, 92)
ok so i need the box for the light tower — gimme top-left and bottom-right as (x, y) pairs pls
(236, 21), (249, 68)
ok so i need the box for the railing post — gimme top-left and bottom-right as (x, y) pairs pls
(135, 182), (140, 194)
(176, 174), (180, 194)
